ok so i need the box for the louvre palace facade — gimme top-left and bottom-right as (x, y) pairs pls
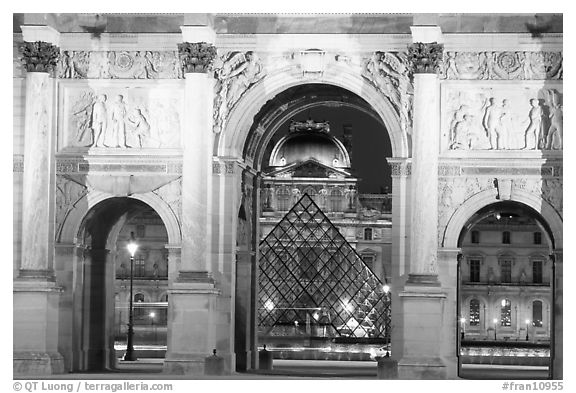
(12, 13), (562, 379)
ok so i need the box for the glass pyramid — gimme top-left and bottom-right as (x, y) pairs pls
(258, 193), (391, 340)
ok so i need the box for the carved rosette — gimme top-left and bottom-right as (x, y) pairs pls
(177, 42), (217, 74)
(19, 41), (60, 73)
(408, 42), (444, 74)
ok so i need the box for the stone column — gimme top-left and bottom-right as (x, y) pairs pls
(397, 26), (449, 379)
(163, 26), (222, 375)
(551, 250), (562, 379)
(13, 26), (64, 376)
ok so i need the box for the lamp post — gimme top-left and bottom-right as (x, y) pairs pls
(493, 318), (498, 341)
(123, 232), (138, 361)
(150, 312), (156, 344)
(383, 284), (390, 357)
(525, 319), (530, 341)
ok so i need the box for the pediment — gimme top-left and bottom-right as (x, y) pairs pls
(266, 159), (351, 179)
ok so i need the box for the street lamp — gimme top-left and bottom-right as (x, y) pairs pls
(493, 318), (498, 341)
(525, 319), (530, 341)
(123, 232), (138, 361)
(460, 317), (466, 340)
(150, 312), (156, 344)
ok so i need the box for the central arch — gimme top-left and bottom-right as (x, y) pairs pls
(215, 62), (408, 161)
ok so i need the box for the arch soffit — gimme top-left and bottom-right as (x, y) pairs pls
(215, 64), (407, 161)
(59, 191), (182, 246)
(442, 189), (563, 250)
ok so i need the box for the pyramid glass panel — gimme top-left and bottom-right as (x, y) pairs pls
(258, 194), (391, 342)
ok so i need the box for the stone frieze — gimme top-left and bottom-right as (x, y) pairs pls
(441, 51), (562, 80)
(57, 50), (183, 79)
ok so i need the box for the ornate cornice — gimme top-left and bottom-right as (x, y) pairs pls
(19, 41), (60, 73)
(408, 42), (444, 74)
(55, 157), (182, 174)
(177, 42), (217, 74)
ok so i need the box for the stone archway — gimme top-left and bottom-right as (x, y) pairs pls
(215, 62), (408, 160)
(442, 189), (563, 379)
(55, 192), (180, 372)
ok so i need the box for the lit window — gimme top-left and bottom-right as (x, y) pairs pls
(469, 259), (481, 282)
(532, 300), (543, 327)
(134, 293), (145, 302)
(134, 256), (146, 277)
(471, 230), (480, 244)
(469, 299), (480, 326)
(533, 232), (542, 245)
(502, 231), (511, 244)
(500, 299), (511, 326)
(364, 228), (373, 241)
(532, 260), (543, 284)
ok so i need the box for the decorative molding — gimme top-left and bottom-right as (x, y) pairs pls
(390, 162), (411, 177)
(213, 51), (266, 133)
(438, 164), (461, 176)
(212, 162), (222, 174)
(19, 41), (60, 73)
(57, 50), (183, 79)
(225, 161), (236, 174)
(13, 155), (24, 172)
(177, 42), (217, 74)
(461, 166), (554, 176)
(55, 158), (183, 174)
(408, 42), (444, 74)
(441, 51), (563, 80)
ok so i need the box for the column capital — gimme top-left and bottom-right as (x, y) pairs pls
(19, 40), (60, 73)
(408, 42), (444, 75)
(178, 41), (217, 74)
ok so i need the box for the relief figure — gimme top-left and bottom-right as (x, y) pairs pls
(523, 99), (543, 150)
(91, 94), (108, 147)
(126, 108), (151, 148)
(482, 97), (502, 149)
(108, 94), (128, 148)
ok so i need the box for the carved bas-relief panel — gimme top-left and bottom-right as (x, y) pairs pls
(55, 175), (88, 241)
(442, 82), (562, 151)
(59, 81), (183, 151)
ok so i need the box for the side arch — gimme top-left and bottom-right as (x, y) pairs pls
(214, 63), (408, 161)
(58, 191), (182, 246)
(442, 188), (563, 250)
